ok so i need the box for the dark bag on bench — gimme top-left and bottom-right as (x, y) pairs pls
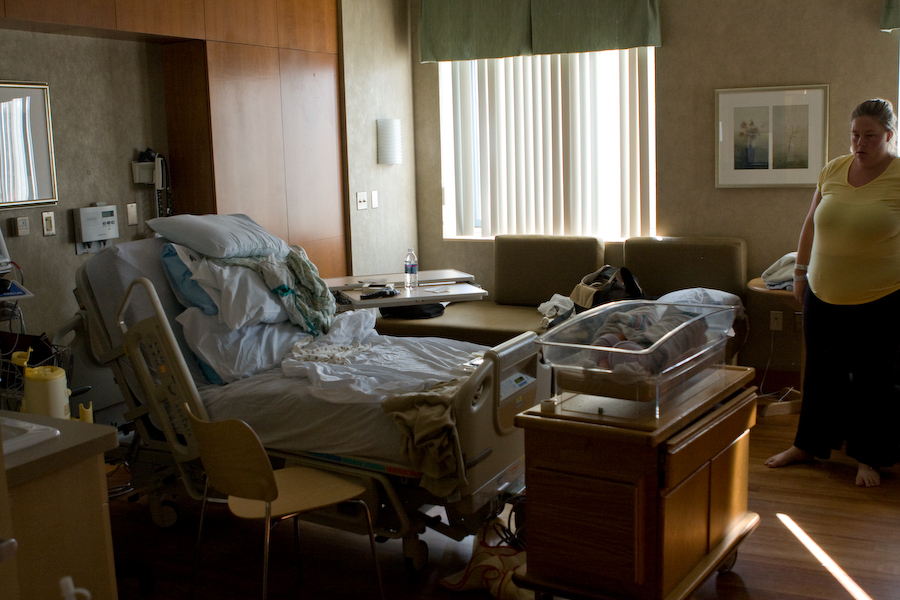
(570, 265), (644, 313)
(379, 303), (445, 319)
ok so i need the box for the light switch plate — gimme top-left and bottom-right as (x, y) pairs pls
(127, 203), (138, 226)
(41, 211), (56, 236)
(356, 191), (368, 210)
(15, 216), (29, 236)
(371, 190), (379, 209)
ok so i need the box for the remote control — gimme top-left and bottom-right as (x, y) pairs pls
(361, 287), (399, 300)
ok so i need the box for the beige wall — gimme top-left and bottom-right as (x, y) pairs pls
(656, 0), (898, 373)
(0, 29), (167, 422)
(342, 0), (419, 276)
(409, 0), (899, 377)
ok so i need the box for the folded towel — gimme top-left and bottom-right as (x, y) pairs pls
(761, 252), (797, 285)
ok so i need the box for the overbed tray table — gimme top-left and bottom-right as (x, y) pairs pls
(325, 269), (487, 310)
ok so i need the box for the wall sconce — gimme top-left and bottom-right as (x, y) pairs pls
(377, 118), (402, 164)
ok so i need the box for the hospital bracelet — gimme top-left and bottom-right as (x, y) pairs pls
(794, 263), (808, 271)
(793, 274), (807, 281)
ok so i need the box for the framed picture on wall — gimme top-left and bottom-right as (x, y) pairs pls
(716, 85), (828, 188)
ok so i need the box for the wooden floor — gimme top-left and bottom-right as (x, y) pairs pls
(109, 412), (900, 599)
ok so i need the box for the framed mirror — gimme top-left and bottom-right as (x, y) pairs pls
(0, 81), (58, 208)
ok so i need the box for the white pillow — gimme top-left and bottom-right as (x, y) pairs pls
(656, 288), (745, 317)
(163, 243), (289, 329)
(177, 307), (311, 383)
(147, 214), (290, 258)
(191, 257), (290, 329)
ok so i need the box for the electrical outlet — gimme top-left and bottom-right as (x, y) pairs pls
(770, 310), (783, 331)
(356, 191), (368, 210)
(794, 311), (803, 332)
(41, 211), (56, 236)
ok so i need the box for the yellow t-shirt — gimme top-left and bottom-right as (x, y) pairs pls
(809, 154), (900, 304)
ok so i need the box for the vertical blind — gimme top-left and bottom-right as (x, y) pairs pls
(441, 48), (655, 240)
(0, 97), (38, 203)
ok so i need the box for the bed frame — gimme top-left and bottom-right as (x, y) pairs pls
(74, 240), (541, 568)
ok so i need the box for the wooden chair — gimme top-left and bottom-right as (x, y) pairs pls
(186, 405), (385, 600)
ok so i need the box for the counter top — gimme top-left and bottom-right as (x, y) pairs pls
(1, 410), (118, 487)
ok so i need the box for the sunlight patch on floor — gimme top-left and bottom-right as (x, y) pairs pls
(777, 513), (872, 600)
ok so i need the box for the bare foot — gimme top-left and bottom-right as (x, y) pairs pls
(765, 445), (814, 468)
(856, 463), (881, 487)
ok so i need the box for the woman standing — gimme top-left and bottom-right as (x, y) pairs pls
(766, 99), (900, 487)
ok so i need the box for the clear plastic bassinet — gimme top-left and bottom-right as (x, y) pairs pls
(537, 300), (736, 408)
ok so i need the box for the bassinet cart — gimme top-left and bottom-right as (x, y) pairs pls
(515, 300), (760, 600)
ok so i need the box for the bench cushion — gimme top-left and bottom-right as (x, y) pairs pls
(375, 301), (545, 347)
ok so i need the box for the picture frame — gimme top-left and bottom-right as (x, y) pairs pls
(716, 85), (828, 188)
(0, 81), (58, 208)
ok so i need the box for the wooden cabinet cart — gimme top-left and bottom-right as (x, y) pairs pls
(514, 365), (759, 600)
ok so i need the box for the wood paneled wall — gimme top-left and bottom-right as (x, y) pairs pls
(1, 0), (348, 277)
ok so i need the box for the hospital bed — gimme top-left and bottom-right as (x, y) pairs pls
(74, 233), (540, 569)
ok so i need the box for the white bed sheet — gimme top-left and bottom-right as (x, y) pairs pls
(203, 311), (486, 464)
(199, 368), (412, 464)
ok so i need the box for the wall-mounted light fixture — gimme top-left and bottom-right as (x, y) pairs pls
(376, 118), (402, 164)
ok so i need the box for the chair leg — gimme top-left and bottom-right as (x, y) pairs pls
(263, 503), (272, 600)
(190, 478), (212, 600)
(349, 499), (386, 600)
(293, 515), (303, 577)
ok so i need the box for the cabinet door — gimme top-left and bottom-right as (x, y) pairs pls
(659, 462), (711, 597)
(709, 430), (750, 547)
(161, 41), (217, 216)
(526, 467), (655, 598)
(0, 430), (20, 600)
(280, 48), (346, 276)
(205, 0), (278, 46)
(6, 0), (116, 28)
(116, 0), (205, 38)
(206, 42), (289, 240)
(277, 0), (338, 53)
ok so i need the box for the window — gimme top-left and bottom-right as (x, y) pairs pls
(439, 47), (655, 240)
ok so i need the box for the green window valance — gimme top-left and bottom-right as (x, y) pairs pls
(883, 0), (900, 30)
(419, 0), (661, 63)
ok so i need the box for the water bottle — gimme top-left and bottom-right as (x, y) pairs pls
(404, 247), (418, 289)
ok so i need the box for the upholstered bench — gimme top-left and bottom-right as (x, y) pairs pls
(374, 235), (605, 347)
(374, 235), (748, 349)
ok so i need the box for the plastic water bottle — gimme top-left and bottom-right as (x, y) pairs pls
(404, 247), (418, 289)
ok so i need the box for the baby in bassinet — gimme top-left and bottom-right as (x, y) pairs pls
(590, 305), (708, 374)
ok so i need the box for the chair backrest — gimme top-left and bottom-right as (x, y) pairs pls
(623, 236), (748, 301)
(493, 234), (605, 306)
(186, 407), (279, 503)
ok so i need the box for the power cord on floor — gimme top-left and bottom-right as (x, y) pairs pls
(492, 494), (526, 550)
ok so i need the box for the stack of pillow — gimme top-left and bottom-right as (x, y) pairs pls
(146, 214), (317, 384)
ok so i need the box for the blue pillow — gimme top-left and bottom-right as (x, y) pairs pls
(161, 244), (218, 314)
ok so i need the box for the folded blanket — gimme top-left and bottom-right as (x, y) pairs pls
(762, 252), (797, 286)
(381, 379), (467, 497)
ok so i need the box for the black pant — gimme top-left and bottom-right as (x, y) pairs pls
(795, 287), (900, 467)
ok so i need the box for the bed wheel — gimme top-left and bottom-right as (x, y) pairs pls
(717, 549), (738, 573)
(403, 539), (429, 572)
(149, 494), (179, 528)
